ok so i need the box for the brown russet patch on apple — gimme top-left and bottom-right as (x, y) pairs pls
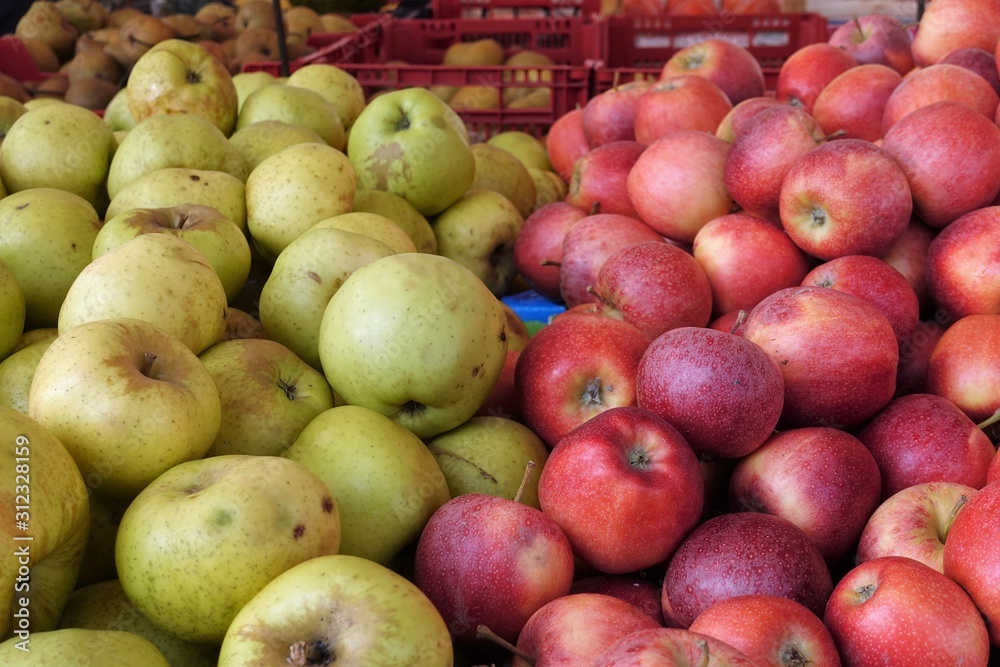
(292, 524), (306, 539)
(365, 142), (407, 191)
(306, 271), (322, 284)
(322, 497), (334, 514)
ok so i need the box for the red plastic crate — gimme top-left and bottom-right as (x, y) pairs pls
(593, 12), (829, 95)
(431, 0), (601, 19)
(0, 35), (56, 84)
(306, 12), (391, 49)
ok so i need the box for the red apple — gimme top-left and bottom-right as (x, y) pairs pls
(743, 286), (898, 429)
(938, 47), (1000, 98)
(569, 575), (666, 627)
(926, 314), (1000, 424)
(692, 213), (812, 318)
(566, 140), (645, 218)
(827, 14), (914, 75)
(911, 0), (1000, 68)
(779, 139), (912, 260)
(811, 64), (902, 142)
(895, 318), (947, 397)
(879, 217), (936, 313)
(537, 406), (704, 574)
(881, 100), (1000, 228)
(513, 202), (587, 303)
(723, 104), (826, 223)
(592, 627), (756, 667)
(856, 481), (979, 573)
(632, 75), (733, 146)
(626, 130), (732, 244)
(635, 327), (784, 459)
(591, 242), (713, 340)
(514, 313), (650, 448)
(708, 310), (745, 335)
(714, 96), (784, 143)
(925, 205), (1000, 319)
(545, 107), (590, 182)
(881, 63), (1000, 134)
(688, 595), (842, 667)
(662, 512), (833, 627)
(475, 348), (521, 421)
(776, 43), (858, 114)
(660, 39), (764, 105)
(581, 80), (652, 148)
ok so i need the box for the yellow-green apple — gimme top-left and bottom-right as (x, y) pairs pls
(801, 255), (919, 345)
(127, 38), (239, 135)
(0, 97), (27, 144)
(102, 87), (136, 132)
(743, 286), (898, 429)
(115, 455), (340, 644)
(775, 43), (858, 113)
(714, 96), (783, 143)
(882, 63), (999, 134)
(432, 189), (524, 296)
(468, 143), (536, 219)
(245, 142), (356, 262)
(635, 327), (783, 458)
(0, 101), (114, 211)
(926, 314), (1000, 424)
(425, 415), (549, 508)
(0, 628), (169, 666)
(828, 14), (914, 75)
(569, 575), (665, 626)
(881, 217), (936, 313)
(558, 213), (663, 308)
(513, 202), (587, 302)
(692, 212), (811, 319)
(199, 338), (336, 457)
(729, 427), (882, 562)
(312, 211), (416, 254)
(286, 63), (366, 130)
(282, 5), (323, 44)
(591, 242), (713, 340)
(660, 39), (764, 105)
(58, 233), (227, 355)
(633, 76), (732, 146)
(592, 627), (756, 666)
(487, 130), (551, 171)
(227, 119), (325, 173)
(348, 87), (474, 216)
(93, 205), (251, 301)
(353, 189), (437, 254)
(258, 226), (395, 369)
(580, 80), (651, 147)
(530, 167), (567, 211)
(911, 0), (1000, 68)
(317, 253), (508, 439)
(938, 47), (1000, 97)
(57, 580), (219, 667)
(723, 104), (826, 223)
(538, 406), (703, 573)
(0, 259), (25, 362)
(236, 83), (345, 151)
(218, 554), (452, 665)
(230, 70), (275, 112)
(856, 481), (978, 573)
(283, 405), (449, 565)
(825, 556), (990, 664)
(811, 64), (902, 142)
(28, 318), (221, 499)
(895, 319), (947, 397)
(882, 101), (1000, 229)
(662, 512), (833, 627)
(0, 336), (54, 413)
(0, 188), (100, 328)
(856, 393), (996, 499)
(413, 491), (574, 643)
(566, 140), (644, 218)
(545, 107), (589, 182)
(688, 595), (840, 667)
(512, 593), (661, 667)
(0, 407), (90, 639)
(105, 167), (247, 232)
(926, 206), (1000, 319)
(14, 1), (78, 62)
(107, 113), (247, 200)
(626, 130), (731, 243)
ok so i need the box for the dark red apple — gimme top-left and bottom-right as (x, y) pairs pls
(880, 217), (936, 313)
(570, 575), (666, 626)
(926, 314), (1000, 424)
(881, 63), (1000, 134)
(632, 75), (732, 146)
(513, 202), (588, 303)
(581, 80), (652, 148)
(776, 42), (858, 114)
(938, 47), (1000, 97)
(660, 38), (764, 105)
(475, 348), (521, 421)
(925, 205), (1000, 319)
(811, 64), (902, 142)
(895, 319), (947, 397)
(545, 107), (589, 183)
(827, 14), (915, 75)
(592, 627), (756, 667)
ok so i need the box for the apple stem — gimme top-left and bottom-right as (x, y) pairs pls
(540, 259), (562, 268)
(513, 461), (536, 504)
(612, 69), (621, 91)
(976, 408), (1000, 431)
(822, 129), (847, 142)
(949, 494), (972, 526)
(852, 15), (863, 36)
(590, 201), (600, 215)
(585, 285), (607, 305)
(729, 310), (747, 335)
(140, 351), (157, 377)
(476, 625), (535, 665)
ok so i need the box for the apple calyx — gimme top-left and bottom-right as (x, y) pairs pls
(476, 625), (536, 665)
(401, 399), (427, 417)
(287, 639), (333, 666)
(539, 260), (562, 268)
(397, 114), (411, 132)
(855, 582), (876, 603)
(581, 377), (608, 409)
(626, 444), (651, 471)
(140, 351), (158, 377)
(276, 378), (297, 401)
(781, 643), (809, 667)
(809, 207), (828, 229)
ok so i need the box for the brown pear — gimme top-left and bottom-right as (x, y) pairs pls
(0, 74), (30, 104)
(65, 76), (120, 110)
(55, 0), (110, 34)
(19, 37), (61, 72)
(33, 74), (71, 99)
(117, 15), (178, 67)
(161, 13), (213, 41)
(236, 0), (280, 33)
(62, 49), (124, 85)
(502, 49), (555, 106)
(442, 38), (505, 66)
(15, 2), (79, 63)
(234, 28), (280, 59)
(284, 6), (325, 45)
(106, 7), (144, 28)
(449, 85), (501, 110)
(319, 13), (356, 33)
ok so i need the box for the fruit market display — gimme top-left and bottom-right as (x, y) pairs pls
(1, 0), (1000, 666)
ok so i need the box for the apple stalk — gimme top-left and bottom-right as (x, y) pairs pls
(476, 625), (535, 665)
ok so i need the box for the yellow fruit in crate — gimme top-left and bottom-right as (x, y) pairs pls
(320, 13), (357, 33)
(449, 85), (502, 110)
(506, 87), (552, 108)
(283, 6), (325, 45)
(503, 49), (555, 106)
(428, 85), (459, 103)
(443, 38), (506, 66)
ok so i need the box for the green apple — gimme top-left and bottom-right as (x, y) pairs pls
(58, 233), (228, 355)
(92, 205), (252, 301)
(285, 63), (366, 129)
(75, 493), (128, 589)
(0, 407), (90, 639)
(127, 38), (239, 136)
(432, 188), (525, 296)
(105, 167), (247, 232)
(245, 142), (356, 263)
(0, 628), (169, 666)
(318, 252), (508, 439)
(199, 338), (336, 457)
(236, 83), (345, 151)
(103, 88), (137, 132)
(115, 455), (340, 645)
(469, 142), (537, 218)
(218, 554), (452, 666)
(487, 130), (552, 171)
(259, 226), (395, 370)
(0, 188), (101, 328)
(58, 580), (218, 667)
(231, 70), (276, 113)
(283, 404), (450, 565)
(107, 113), (247, 200)
(0, 258), (25, 362)
(347, 87), (475, 216)
(427, 415), (549, 509)
(530, 166), (567, 211)
(0, 336), (54, 413)
(22, 98), (65, 111)
(28, 317), (222, 499)
(353, 188), (437, 253)
(312, 211), (417, 254)
(0, 97), (27, 147)
(0, 102), (114, 212)
(228, 120), (325, 173)
(13, 327), (58, 352)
